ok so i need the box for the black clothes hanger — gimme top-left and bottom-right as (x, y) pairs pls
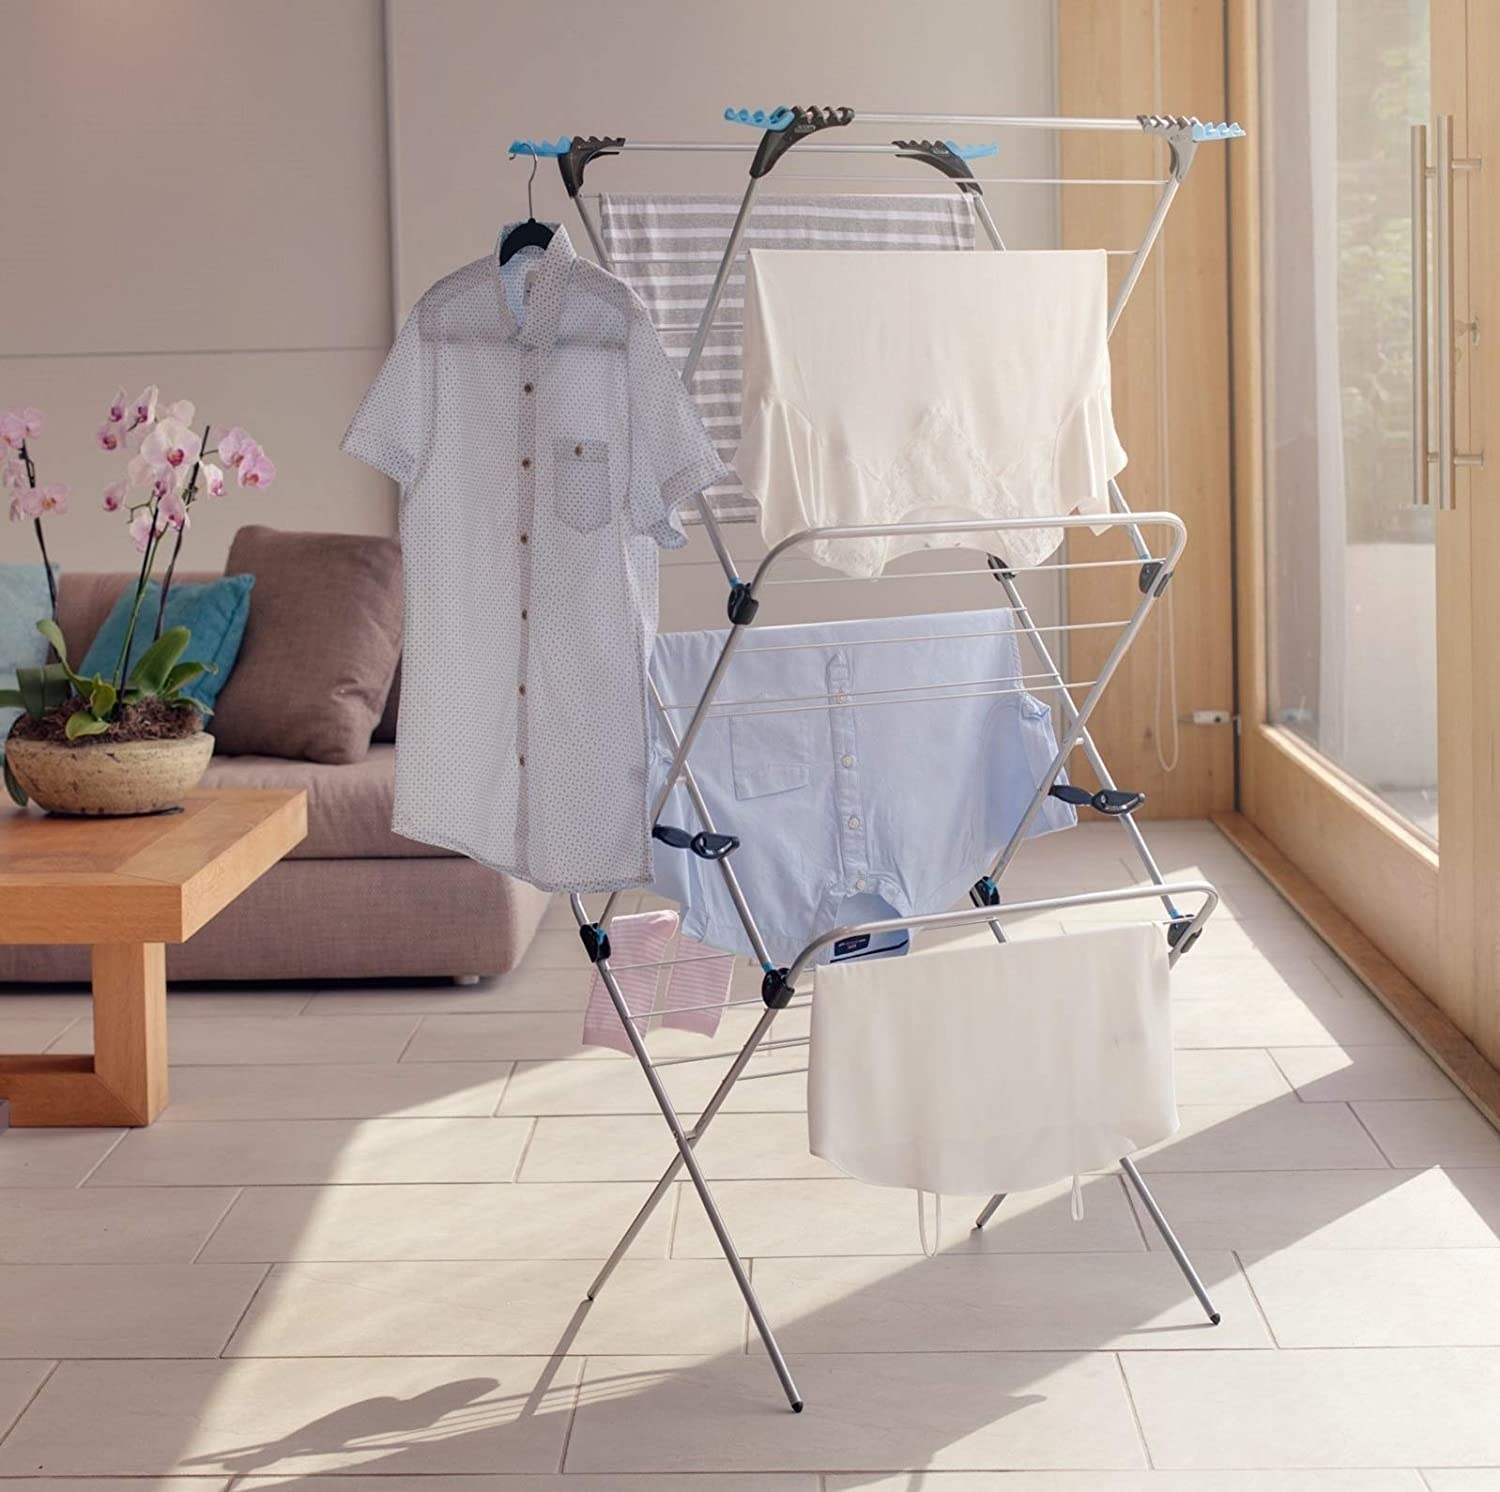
(498, 146), (554, 265)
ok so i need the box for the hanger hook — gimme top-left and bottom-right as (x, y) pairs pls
(526, 146), (538, 219)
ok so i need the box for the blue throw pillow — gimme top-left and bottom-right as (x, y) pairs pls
(80, 574), (255, 712)
(0, 562), (57, 739)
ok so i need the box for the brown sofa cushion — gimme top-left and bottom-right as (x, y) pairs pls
(212, 526), (402, 764)
(57, 571), (218, 661)
(374, 659), (400, 742)
(201, 744), (448, 860)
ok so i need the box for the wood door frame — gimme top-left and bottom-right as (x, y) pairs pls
(1055, 0), (1236, 820)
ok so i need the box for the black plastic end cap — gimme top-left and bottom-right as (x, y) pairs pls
(1209, 1311), (1222, 1326)
(749, 105), (854, 179)
(892, 138), (979, 187)
(971, 876), (1001, 908)
(558, 135), (626, 197)
(985, 553), (1016, 584)
(791, 1399), (805, 1413)
(1166, 918), (1200, 954)
(727, 581), (760, 626)
(579, 923), (612, 964)
(762, 967), (796, 1009)
(1139, 559), (1169, 595)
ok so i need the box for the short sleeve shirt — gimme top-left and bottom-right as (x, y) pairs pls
(341, 225), (731, 893)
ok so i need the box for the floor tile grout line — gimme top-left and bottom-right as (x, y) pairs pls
(556, 1352), (586, 1474)
(74, 1129), (129, 1189)
(0, 1358), (58, 1450)
(511, 1115), (541, 1182)
(1347, 1100), (1399, 1167)
(390, 1015), (426, 1065)
(215, 1261), (275, 1358)
(491, 1060), (520, 1117)
(1113, 1349), (1155, 1470)
(1118, 1170), (1152, 1251)
(190, 1186), (246, 1265)
(1230, 1247), (1282, 1348)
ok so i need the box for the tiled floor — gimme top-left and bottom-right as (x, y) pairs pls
(1, 820), (1499, 1486)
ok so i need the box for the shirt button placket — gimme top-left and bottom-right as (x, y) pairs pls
(827, 651), (870, 895)
(516, 355), (539, 788)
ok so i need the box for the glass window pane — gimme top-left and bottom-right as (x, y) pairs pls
(1261, 0), (1437, 841)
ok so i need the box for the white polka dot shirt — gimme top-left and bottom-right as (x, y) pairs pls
(342, 225), (732, 893)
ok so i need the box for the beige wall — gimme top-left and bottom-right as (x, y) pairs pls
(1, 0), (1061, 635)
(0, 0), (394, 574)
(385, 0), (1062, 630)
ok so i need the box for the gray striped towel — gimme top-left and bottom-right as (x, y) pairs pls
(599, 193), (976, 524)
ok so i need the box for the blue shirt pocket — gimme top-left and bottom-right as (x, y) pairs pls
(730, 709), (814, 799)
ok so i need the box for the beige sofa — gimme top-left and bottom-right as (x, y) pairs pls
(0, 570), (551, 984)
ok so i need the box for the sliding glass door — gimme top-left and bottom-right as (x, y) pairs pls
(1261, 0), (1438, 840)
(1245, 0), (1495, 1061)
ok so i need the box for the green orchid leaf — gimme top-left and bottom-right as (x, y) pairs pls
(64, 709), (112, 741)
(124, 626), (191, 697)
(0, 688), (22, 709)
(35, 617), (69, 666)
(161, 660), (212, 699)
(88, 679), (117, 718)
(15, 663), (69, 721)
(3, 754), (27, 808)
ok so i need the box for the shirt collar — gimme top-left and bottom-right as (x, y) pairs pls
(492, 223), (576, 348)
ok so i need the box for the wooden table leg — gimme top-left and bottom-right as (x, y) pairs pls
(92, 942), (168, 1125)
(0, 942), (167, 1126)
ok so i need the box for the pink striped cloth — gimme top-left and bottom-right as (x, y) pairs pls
(581, 910), (737, 1053)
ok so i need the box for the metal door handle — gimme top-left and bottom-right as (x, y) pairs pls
(1426, 116), (1485, 509)
(1411, 123), (1430, 506)
(1435, 115), (1457, 509)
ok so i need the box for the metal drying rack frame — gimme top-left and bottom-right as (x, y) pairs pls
(509, 103), (1244, 1412)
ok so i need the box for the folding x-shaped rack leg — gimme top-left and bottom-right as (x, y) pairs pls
(510, 104), (1244, 1410)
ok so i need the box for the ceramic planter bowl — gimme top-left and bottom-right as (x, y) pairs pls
(5, 732), (214, 817)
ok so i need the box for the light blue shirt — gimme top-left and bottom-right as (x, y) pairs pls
(648, 609), (1075, 966)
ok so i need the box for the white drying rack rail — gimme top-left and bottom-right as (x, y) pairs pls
(508, 104), (1244, 1412)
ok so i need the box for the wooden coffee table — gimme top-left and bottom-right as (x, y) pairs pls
(0, 789), (306, 1127)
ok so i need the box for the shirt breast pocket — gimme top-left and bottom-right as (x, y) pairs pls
(729, 711), (813, 799)
(553, 437), (612, 533)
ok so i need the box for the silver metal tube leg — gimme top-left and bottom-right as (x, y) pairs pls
(985, 576), (1171, 882)
(587, 1003), (781, 1300)
(995, 574), (1179, 920)
(973, 1193), (1007, 1229)
(571, 193), (612, 267)
(1107, 176), (1179, 337)
(589, 956), (802, 1409)
(1120, 1155), (1220, 1325)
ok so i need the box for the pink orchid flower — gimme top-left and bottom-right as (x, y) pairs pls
(159, 398), (195, 427)
(10, 485), (44, 520)
(0, 411), (27, 450)
(238, 447), (276, 489)
(0, 456), (25, 490)
(131, 385), (159, 426)
(159, 487), (189, 531)
(102, 480), (129, 512)
(107, 387), (129, 423)
(141, 416), (201, 472)
(128, 506), (166, 553)
(126, 453), (154, 489)
(201, 461), (225, 498)
(217, 427), (256, 469)
(148, 466), (178, 503)
(34, 482), (68, 516)
(97, 422), (124, 453)
(20, 409), (43, 438)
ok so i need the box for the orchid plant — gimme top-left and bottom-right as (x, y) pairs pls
(2, 405), (66, 619)
(2, 389), (275, 804)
